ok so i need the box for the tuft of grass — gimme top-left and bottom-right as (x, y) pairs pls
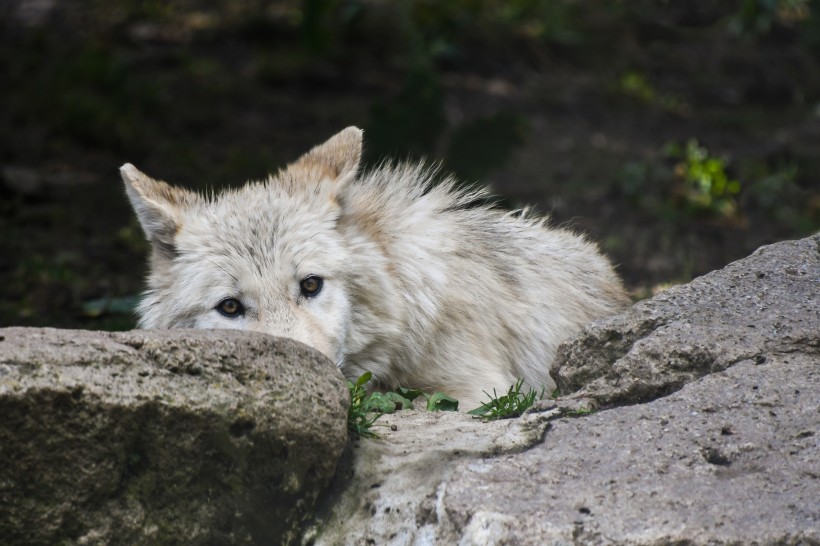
(467, 379), (543, 420)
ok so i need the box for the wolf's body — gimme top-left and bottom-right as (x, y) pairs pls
(122, 127), (628, 410)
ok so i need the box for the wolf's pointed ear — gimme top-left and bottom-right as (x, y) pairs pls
(293, 126), (363, 187)
(121, 163), (197, 257)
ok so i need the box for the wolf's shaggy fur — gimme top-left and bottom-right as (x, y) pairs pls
(123, 127), (628, 410)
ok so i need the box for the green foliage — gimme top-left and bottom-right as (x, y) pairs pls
(347, 373), (460, 437)
(424, 392), (459, 411)
(380, 391), (415, 410)
(666, 139), (742, 219)
(467, 379), (542, 420)
(617, 137), (820, 234)
(347, 372), (387, 438)
(618, 139), (820, 236)
(392, 386), (424, 404)
(618, 138), (745, 223)
(386, 387), (459, 411)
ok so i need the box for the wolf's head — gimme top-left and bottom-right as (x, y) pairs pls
(122, 127), (365, 364)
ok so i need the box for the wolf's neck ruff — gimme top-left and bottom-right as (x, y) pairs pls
(122, 126), (628, 411)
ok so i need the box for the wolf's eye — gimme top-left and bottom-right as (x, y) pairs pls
(216, 298), (244, 318)
(300, 275), (323, 298)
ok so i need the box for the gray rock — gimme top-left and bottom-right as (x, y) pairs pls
(310, 409), (556, 545)
(442, 353), (819, 545)
(0, 328), (348, 546)
(554, 233), (820, 408)
(313, 235), (820, 545)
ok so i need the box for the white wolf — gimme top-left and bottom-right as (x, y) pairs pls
(122, 127), (628, 410)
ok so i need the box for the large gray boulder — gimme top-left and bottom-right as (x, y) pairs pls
(553, 233), (820, 408)
(313, 234), (819, 545)
(0, 328), (348, 546)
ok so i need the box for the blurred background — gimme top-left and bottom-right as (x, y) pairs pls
(1, 0), (819, 330)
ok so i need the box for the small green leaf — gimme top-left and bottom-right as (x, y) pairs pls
(425, 392), (459, 411)
(355, 371), (372, 387)
(364, 392), (398, 414)
(466, 402), (492, 416)
(383, 391), (414, 410)
(394, 386), (424, 401)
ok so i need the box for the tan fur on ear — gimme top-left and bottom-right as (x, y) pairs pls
(121, 163), (199, 254)
(292, 126), (363, 186)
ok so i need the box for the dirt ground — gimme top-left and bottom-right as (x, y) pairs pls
(1, 1), (818, 330)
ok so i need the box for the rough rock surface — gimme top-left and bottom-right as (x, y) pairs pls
(553, 233), (820, 408)
(308, 409), (556, 545)
(0, 328), (348, 546)
(313, 235), (820, 545)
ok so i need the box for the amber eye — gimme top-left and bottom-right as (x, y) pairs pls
(216, 298), (244, 318)
(300, 275), (323, 298)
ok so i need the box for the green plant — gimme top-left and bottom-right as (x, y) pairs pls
(423, 391), (459, 411)
(467, 378), (542, 420)
(388, 387), (459, 411)
(666, 139), (742, 219)
(347, 372), (391, 437)
(347, 373), (460, 437)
